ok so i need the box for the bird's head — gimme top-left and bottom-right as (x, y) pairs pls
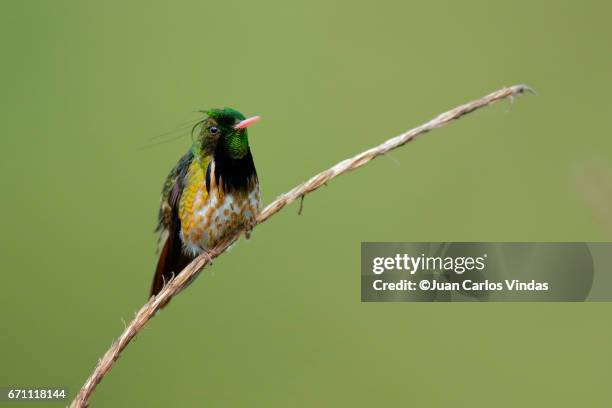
(194, 107), (260, 161)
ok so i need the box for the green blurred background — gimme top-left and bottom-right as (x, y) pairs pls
(1, 0), (611, 406)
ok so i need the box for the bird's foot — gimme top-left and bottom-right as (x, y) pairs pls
(243, 219), (257, 240)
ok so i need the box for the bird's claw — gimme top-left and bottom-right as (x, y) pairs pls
(243, 219), (257, 240)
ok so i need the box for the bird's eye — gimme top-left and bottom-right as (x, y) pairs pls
(208, 126), (220, 135)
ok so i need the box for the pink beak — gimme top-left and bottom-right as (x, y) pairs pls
(234, 115), (261, 130)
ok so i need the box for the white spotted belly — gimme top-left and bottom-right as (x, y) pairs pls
(180, 186), (260, 257)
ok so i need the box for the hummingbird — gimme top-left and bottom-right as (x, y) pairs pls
(150, 108), (261, 297)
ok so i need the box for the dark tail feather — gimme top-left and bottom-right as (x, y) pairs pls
(150, 232), (192, 303)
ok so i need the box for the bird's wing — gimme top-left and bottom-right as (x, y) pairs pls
(156, 150), (194, 235)
(150, 149), (195, 297)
